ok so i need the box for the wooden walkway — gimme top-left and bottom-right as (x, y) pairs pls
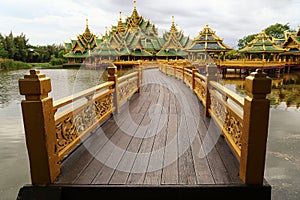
(55, 68), (242, 185)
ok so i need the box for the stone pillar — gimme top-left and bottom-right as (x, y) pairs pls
(19, 70), (60, 185)
(205, 63), (219, 117)
(240, 69), (272, 184)
(108, 64), (119, 113)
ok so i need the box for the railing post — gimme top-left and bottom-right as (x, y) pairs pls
(174, 65), (176, 77)
(192, 68), (197, 90)
(182, 66), (185, 81)
(19, 70), (60, 185)
(205, 63), (219, 117)
(136, 65), (142, 93)
(108, 64), (120, 113)
(165, 64), (167, 74)
(240, 69), (272, 185)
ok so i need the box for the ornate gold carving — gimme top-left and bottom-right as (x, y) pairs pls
(118, 77), (138, 104)
(166, 67), (174, 76)
(55, 93), (112, 154)
(176, 69), (183, 80)
(210, 94), (227, 123)
(194, 77), (206, 102)
(210, 92), (242, 152)
(184, 72), (193, 88)
(224, 112), (242, 150)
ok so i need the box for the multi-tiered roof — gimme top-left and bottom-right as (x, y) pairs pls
(281, 27), (300, 56)
(156, 16), (191, 58)
(64, 19), (99, 60)
(186, 24), (232, 53)
(239, 30), (285, 54)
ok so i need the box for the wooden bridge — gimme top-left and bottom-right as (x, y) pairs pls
(17, 62), (272, 199)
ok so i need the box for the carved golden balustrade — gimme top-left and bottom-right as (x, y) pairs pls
(19, 65), (142, 185)
(53, 82), (114, 161)
(159, 63), (272, 185)
(208, 81), (244, 158)
(118, 72), (139, 106)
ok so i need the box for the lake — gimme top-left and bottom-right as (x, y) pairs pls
(0, 67), (299, 199)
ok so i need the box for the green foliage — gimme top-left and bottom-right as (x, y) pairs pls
(0, 58), (31, 70)
(0, 48), (8, 58)
(0, 32), (66, 65)
(265, 23), (292, 39)
(31, 63), (51, 67)
(237, 34), (257, 50)
(50, 55), (66, 66)
(225, 50), (240, 60)
(237, 23), (294, 49)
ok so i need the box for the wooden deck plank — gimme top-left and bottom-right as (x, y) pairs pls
(91, 113), (144, 184)
(55, 68), (241, 186)
(109, 112), (152, 184)
(143, 113), (168, 185)
(198, 120), (232, 184)
(56, 110), (128, 184)
(177, 115), (197, 185)
(161, 114), (178, 184)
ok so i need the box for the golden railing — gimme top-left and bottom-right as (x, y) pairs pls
(19, 65), (142, 185)
(53, 82), (114, 160)
(208, 81), (244, 158)
(118, 72), (139, 107)
(219, 59), (286, 68)
(159, 63), (272, 185)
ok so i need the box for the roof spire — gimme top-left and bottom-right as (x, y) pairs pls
(84, 19), (91, 35)
(171, 16), (177, 32)
(134, 0), (137, 10)
(116, 11), (126, 34)
(119, 11), (122, 21)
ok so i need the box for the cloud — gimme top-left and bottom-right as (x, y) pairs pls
(0, 0), (298, 46)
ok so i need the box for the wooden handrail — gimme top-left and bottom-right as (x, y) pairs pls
(159, 63), (272, 185)
(194, 72), (206, 82)
(210, 81), (244, 107)
(53, 81), (114, 111)
(118, 71), (138, 83)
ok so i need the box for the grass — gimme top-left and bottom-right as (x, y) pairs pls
(0, 58), (32, 70)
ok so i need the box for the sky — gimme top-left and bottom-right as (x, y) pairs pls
(0, 0), (299, 48)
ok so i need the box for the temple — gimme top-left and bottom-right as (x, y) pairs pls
(63, 0), (300, 69)
(64, 19), (100, 65)
(239, 30), (285, 61)
(186, 24), (232, 62)
(280, 27), (300, 63)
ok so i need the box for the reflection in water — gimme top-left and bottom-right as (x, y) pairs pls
(220, 71), (300, 109)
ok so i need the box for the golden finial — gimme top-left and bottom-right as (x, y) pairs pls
(134, 0), (137, 10)
(86, 19), (88, 27)
(119, 11), (122, 21)
(171, 16), (177, 32)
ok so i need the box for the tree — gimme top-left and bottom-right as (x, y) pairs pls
(237, 23), (294, 49)
(237, 34), (257, 49)
(265, 23), (292, 39)
(13, 33), (29, 62)
(0, 48), (9, 58)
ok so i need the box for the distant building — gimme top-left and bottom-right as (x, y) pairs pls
(185, 24), (233, 62)
(64, 19), (100, 65)
(239, 30), (285, 61)
(63, 0), (299, 67)
(280, 27), (300, 63)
